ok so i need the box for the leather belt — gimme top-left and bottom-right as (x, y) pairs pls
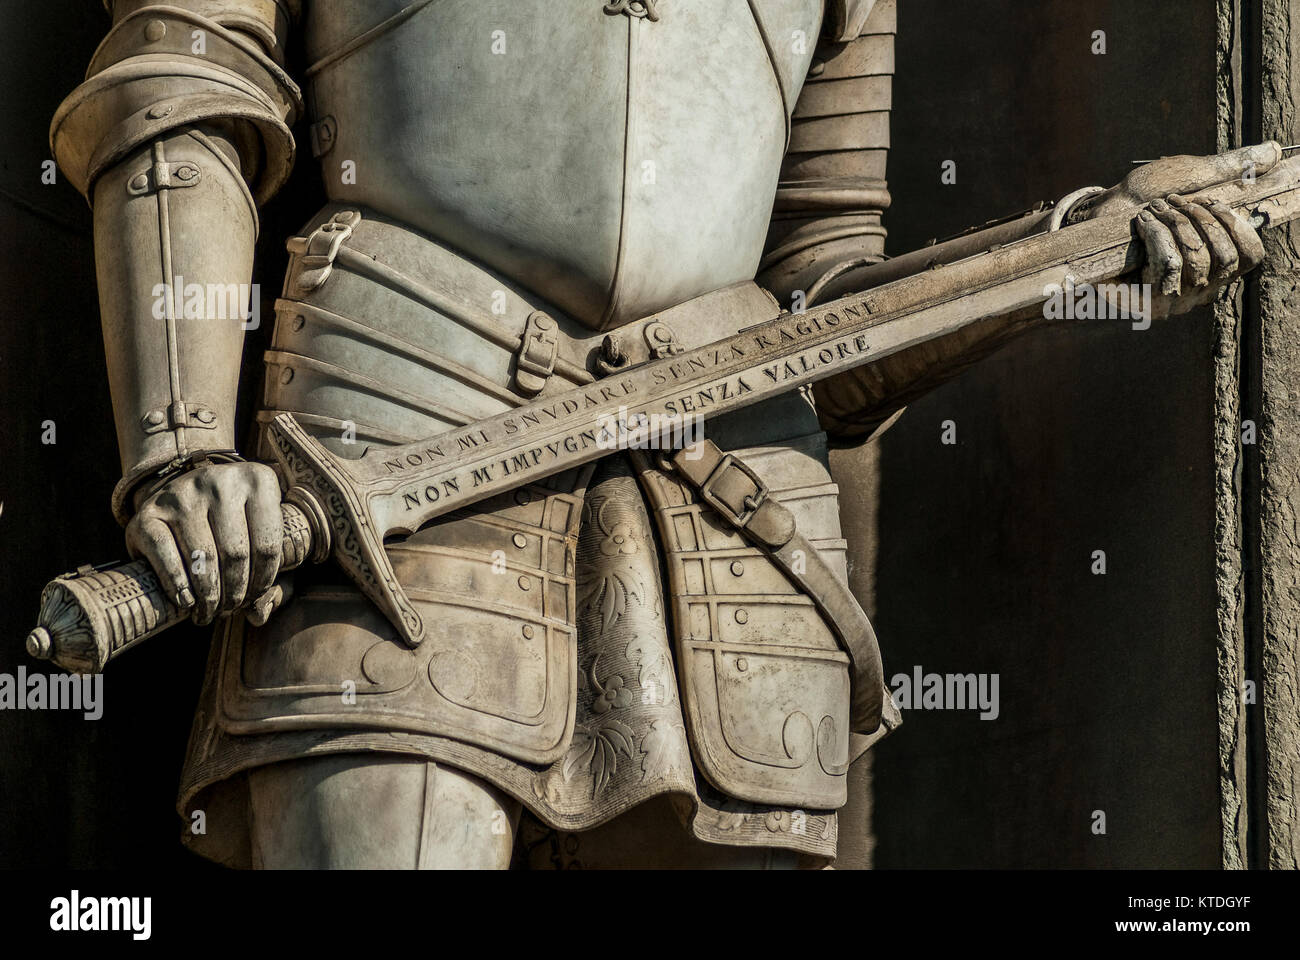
(669, 439), (886, 734)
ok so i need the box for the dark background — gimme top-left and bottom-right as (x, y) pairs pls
(1, 0), (1223, 868)
(863, 0), (1223, 867)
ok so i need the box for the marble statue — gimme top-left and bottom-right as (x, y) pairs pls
(43, 0), (1270, 868)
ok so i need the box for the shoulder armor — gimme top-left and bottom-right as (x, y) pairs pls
(54, 3), (302, 204)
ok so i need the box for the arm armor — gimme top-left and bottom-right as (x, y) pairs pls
(761, 0), (895, 302)
(767, 0), (1043, 443)
(50, 1), (302, 521)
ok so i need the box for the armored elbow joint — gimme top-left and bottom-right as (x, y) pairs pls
(50, 3), (302, 207)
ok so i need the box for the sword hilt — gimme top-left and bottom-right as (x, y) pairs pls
(26, 490), (331, 673)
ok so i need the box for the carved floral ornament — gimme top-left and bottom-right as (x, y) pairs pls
(604, 0), (661, 21)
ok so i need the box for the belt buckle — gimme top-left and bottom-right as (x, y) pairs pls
(515, 311), (558, 396)
(698, 453), (768, 528)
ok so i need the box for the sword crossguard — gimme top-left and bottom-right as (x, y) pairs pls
(267, 412), (426, 648)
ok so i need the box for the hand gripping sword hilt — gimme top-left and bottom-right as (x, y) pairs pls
(266, 413), (426, 648)
(26, 495), (331, 674)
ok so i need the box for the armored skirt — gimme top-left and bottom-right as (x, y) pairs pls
(178, 207), (880, 866)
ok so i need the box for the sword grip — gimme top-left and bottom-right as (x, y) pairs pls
(26, 498), (327, 673)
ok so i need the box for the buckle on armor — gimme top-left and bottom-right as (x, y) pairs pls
(698, 453), (769, 528)
(643, 319), (682, 359)
(604, 0), (660, 20)
(285, 210), (361, 297)
(515, 311), (558, 396)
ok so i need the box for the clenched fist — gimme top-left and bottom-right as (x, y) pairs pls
(126, 461), (284, 626)
(1077, 142), (1272, 316)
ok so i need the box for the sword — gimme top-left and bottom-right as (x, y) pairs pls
(28, 152), (1300, 672)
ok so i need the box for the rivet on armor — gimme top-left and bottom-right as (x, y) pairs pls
(129, 174), (149, 192)
(175, 165), (197, 181)
(143, 409), (165, 427)
(736, 658), (749, 672)
(280, 367), (294, 385)
(146, 104), (174, 120)
(518, 576), (531, 591)
(730, 560), (745, 576)
(292, 314), (306, 332)
(734, 608), (749, 624)
(522, 625), (534, 640)
(194, 408), (215, 425)
(514, 489), (531, 506)
(144, 20), (166, 42)
(512, 533), (528, 549)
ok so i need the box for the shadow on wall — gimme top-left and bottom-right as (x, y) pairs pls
(863, 0), (1222, 868)
(0, 1), (319, 869)
(0, 4), (202, 869)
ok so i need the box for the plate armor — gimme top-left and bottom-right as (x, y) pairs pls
(56, 0), (903, 866)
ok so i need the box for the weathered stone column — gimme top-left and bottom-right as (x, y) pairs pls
(1217, 0), (1300, 870)
(1215, 0), (1250, 871)
(1256, 0), (1300, 871)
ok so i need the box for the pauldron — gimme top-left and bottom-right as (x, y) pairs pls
(52, 1), (302, 206)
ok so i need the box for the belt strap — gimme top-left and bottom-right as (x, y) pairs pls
(670, 439), (886, 734)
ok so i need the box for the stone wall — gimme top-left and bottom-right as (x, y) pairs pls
(853, 0), (1227, 867)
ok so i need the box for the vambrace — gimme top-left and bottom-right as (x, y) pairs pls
(50, 1), (302, 521)
(767, 1), (1046, 443)
(92, 126), (259, 522)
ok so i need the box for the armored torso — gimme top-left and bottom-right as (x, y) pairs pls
(45, 0), (898, 866)
(303, 0), (823, 329)
(173, 0), (895, 866)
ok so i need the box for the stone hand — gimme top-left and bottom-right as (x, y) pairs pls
(1078, 143), (1274, 316)
(124, 461), (285, 627)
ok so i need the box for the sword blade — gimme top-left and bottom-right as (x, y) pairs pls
(330, 156), (1300, 541)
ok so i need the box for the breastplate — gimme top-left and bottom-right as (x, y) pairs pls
(302, 0), (823, 330)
